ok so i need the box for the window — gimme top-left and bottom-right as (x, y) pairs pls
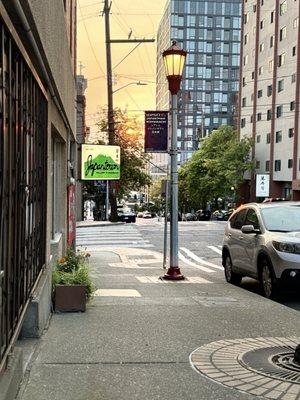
(270, 35), (274, 48)
(243, 77), (246, 87)
(257, 135), (261, 143)
(267, 110), (272, 120)
(280, 1), (287, 16)
(293, 46), (297, 57)
(276, 130), (282, 142)
(280, 26), (287, 41)
(260, 19), (265, 29)
(241, 118), (246, 128)
(266, 160), (270, 171)
(290, 101), (295, 111)
(289, 128), (294, 138)
(258, 90), (263, 98)
(270, 11), (274, 23)
(294, 17), (299, 28)
(269, 60), (274, 72)
(259, 66), (264, 75)
(267, 133), (271, 144)
(292, 73), (296, 83)
(259, 43), (264, 52)
(245, 209), (260, 230)
(257, 113), (262, 121)
(275, 160), (281, 172)
(278, 53), (286, 67)
(244, 13), (249, 24)
(244, 34), (248, 44)
(267, 85), (272, 97)
(278, 80), (284, 92)
(256, 160), (260, 169)
(288, 159), (293, 168)
(243, 55), (248, 65)
(242, 97), (246, 107)
(231, 209), (247, 230)
(276, 106), (283, 118)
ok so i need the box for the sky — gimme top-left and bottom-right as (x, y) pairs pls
(77, 0), (168, 136)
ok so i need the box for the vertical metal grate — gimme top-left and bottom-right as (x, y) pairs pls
(0, 18), (47, 368)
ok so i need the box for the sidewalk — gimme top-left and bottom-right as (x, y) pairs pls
(16, 249), (300, 400)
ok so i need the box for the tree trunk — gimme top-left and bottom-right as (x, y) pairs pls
(109, 192), (118, 222)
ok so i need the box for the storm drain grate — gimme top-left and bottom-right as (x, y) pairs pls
(240, 345), (300, 384)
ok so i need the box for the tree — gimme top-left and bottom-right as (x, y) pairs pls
(179, 126), (254, 209)
(96, 108), (151, 220)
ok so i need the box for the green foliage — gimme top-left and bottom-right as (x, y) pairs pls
(179, 126), (254, 209)
(56, 248), (89, 273)
(53, 249), (94, 300)
(96, 108), (151, 199)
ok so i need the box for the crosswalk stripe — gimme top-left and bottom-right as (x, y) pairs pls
(180, 248), (223, 270)
(178, 252), (214, 273)
(77, 243), (154, 249)
(207, 245), (222, 255)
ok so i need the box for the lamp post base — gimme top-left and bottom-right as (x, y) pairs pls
(161, 266), (185, 281)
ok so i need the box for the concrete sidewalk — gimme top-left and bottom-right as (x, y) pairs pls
(16, 250), (300, 400)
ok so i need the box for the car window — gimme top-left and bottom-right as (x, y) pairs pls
(261, 205), (300, 232)
(231, 209), (247, 230)
(244, 209), (260, 230)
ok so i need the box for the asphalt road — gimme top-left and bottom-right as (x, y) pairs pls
(135, 218), (300, 312)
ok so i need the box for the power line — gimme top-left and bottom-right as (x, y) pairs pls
(113, 42), (142, 70)
(78, 1), (106, 75)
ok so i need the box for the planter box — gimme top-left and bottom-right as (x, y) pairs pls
(54, 284), (86, 312)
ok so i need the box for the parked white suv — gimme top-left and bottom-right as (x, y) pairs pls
(222, 202), (300, 298)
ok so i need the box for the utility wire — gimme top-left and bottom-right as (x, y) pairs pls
(113, 42), (142, 70)
(78, 1), (106, 75)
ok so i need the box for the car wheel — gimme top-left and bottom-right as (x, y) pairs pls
(260, 262), (278, 299)
(224, 253), (242, 285)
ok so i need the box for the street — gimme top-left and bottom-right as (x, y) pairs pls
(77, 218), (300, 312)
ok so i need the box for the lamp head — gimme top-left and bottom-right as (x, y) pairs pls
(162, 41), (187, 95)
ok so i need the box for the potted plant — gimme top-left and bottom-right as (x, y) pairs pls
(52, 248), (94, 312)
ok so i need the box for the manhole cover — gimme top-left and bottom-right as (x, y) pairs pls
(190, 337), (300, 399)
(240, 345), (300, 384)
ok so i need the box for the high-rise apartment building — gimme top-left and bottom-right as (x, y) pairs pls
(153, 0), (241, 175)
(239, 0), (300, 200)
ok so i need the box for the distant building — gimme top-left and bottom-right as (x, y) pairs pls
(238, 0), (300, 201)
(0, 0), (76, 392)
(153, 0), (241, 175)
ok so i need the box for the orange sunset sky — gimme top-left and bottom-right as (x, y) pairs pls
(77, 0), (168, 137)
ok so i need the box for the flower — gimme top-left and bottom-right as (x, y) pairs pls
(58, 257), (66, 264)
(85, 253), (91, 258)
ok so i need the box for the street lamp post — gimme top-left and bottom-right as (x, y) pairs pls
(162, 41), (186, 281)
(113, 81), (147, 94)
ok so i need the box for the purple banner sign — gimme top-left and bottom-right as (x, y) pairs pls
(145, 111), (168, 153)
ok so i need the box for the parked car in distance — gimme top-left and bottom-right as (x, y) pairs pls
(196, 209), (211, 221)
(222, 202), (300, 298)
(142, 211), (152, 219)
(117, 209), (136, 223)
(183, 212), (197, 221)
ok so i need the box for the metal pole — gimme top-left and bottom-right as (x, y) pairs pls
(105, 180), (109, 221)
(170, 94), (178, 267)
(163, 180), (168, 269)
(162, 95), (184, 280)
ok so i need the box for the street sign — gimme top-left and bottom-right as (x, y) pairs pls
(145, 111), (168, 153)
(256, 174), (270, 197)
(161, 179), (170, 198)
(81, 144), (120, 180)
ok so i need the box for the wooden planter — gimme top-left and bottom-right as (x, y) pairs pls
(54, 284), (87, 312)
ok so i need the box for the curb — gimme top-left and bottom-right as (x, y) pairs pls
(76, 222), (125, 228)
